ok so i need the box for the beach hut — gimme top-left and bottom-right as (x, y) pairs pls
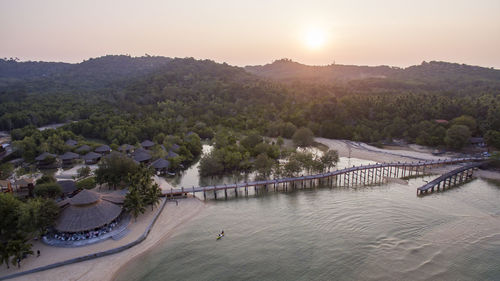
(65, 139), (78, 147)
(76, 145), (91, 154)
(150, 158), (170, 174)
(83, 152), (101, 165)
(141, 140), (155, 150)
(55, 190), (124, 233)
(95, 145), (111, 155)
(35, 152), (57, 169)
(60, 151), (80, 166)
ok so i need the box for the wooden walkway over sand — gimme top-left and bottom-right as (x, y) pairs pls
(163, 157), (486, 199)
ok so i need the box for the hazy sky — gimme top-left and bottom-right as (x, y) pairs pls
(1, 0), (500, 68)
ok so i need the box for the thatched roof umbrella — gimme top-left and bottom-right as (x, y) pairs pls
(55, 190), (123, 233)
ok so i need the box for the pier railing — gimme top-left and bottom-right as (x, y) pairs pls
(163, 157), (486, 199)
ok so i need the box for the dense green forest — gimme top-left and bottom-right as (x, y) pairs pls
(2, 55), (500, 171)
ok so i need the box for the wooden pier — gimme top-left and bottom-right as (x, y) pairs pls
(163, 157), (486, 200)
(416, 162), (484, 196)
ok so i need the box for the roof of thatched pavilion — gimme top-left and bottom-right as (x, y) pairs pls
(55, 190), (124, 233)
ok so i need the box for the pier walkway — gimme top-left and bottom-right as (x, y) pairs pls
(163, 157), (486, 199)
(416, 162), (485, 196)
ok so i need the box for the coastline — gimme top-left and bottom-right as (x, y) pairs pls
(5, 197), (205, 281)
(2, 138), (498, 281)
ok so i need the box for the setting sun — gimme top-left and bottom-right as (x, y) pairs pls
(304, 29), (327, 49)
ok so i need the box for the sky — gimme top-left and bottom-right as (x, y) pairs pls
(1, 0), (500, 68)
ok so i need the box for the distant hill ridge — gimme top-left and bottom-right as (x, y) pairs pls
(244, 58), (500, 84)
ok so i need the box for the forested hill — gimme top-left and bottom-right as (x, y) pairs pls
(0, 55), (171, 91)
(245, 59), (500, 90)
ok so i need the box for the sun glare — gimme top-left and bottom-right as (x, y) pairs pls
(304, 29), (326, 50)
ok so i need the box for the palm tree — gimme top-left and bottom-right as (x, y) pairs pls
(144, 183), (162, 211)
(124, 190), (145, 221)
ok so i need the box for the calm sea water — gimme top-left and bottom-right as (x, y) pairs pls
(116, 157), (500, 281)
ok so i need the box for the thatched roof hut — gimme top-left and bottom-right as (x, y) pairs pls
(133, 151), (152, 163)
(151, 158), (170, 171)
(83, 151), (101, 164)
(141, 140), (155, 149)
(35, 152), (56, 161)
(55, 190), (123, 233)
(57, 180), (78, 197)
(95, 145), (111, 154)
(65, 139), (78, 147)
(76, 145), (91, 153)
(60, 151), (80, 160)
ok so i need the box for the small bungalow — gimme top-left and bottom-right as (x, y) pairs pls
(65, 139), (78, 147)
(13, 178), (35, 198)
(83, 152), (102, 165)
(141, 140), (155, 150)
(95, 145), (111, 155)
(133, 151), (152, 164)
(118, 144), (135, 154)
(150, 158), (170, 174)
(76, 145), (91, 154)
(35, 152), (57, 169)
(57, 180), (79, 198)
(60, 151), (80, 167)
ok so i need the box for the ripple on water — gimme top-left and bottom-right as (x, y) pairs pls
(115, 176), (500, 281)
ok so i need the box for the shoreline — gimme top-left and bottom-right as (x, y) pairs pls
(3, 138), (497, 281)
(5, 197), (205, 281)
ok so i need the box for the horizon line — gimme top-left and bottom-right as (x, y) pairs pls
(1, 54), (499, 71)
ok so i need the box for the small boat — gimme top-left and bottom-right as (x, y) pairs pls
(216, 233), (224, 240)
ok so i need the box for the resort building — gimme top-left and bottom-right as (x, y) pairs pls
(13, 178), (35, 198)
(95, 145), (111, 155)
(57, 180), (79, 198)
(141, 140), (155, 150)
(60, 151), (80, 167)
(132, 149), (152, 164)
(83, 151), (102, 165)
(76, 145), (91, 154)
(55, 190), (124, 232)
(150, 158), (170, 174)
(35, 152), (58, 169)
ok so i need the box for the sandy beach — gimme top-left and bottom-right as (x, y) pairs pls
(315, 138), (452, 163)
(2, 197), (204, 281)
(2, 138), (497, 281)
